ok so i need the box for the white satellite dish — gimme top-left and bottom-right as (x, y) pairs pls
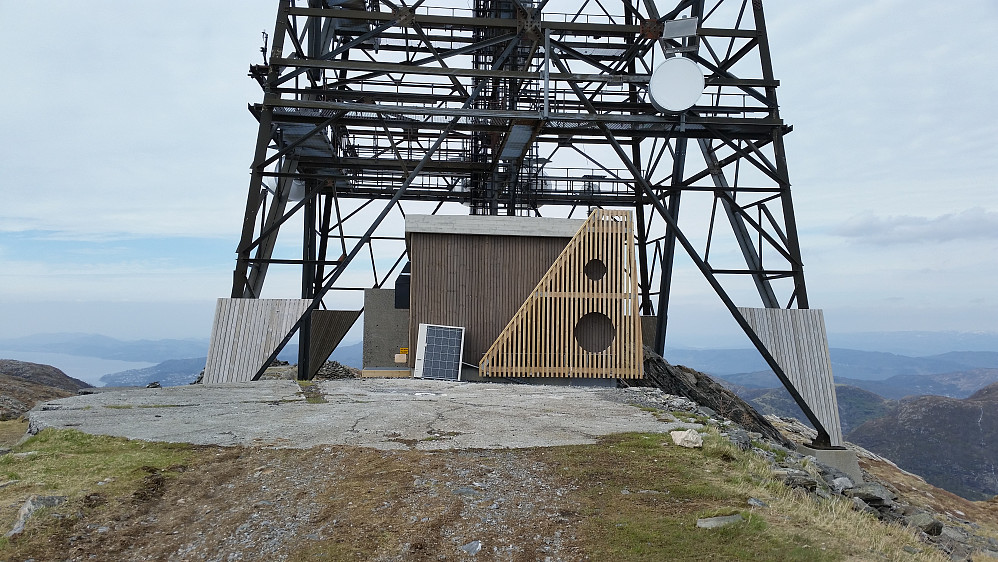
(288, 179), (307, 202)
(648, 57), (704, 113)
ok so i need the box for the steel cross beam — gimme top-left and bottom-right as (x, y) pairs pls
(248, 28), (528, 381)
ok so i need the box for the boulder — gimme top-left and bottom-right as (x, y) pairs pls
(696, 514), (744, 529)
(830, 476), (854, 494)
(850, 497), (878, 515)
(670, 429), (703, 448)
(843, 482), (895, 506)
(905, 512), (943, 536)
(6, 495), (67, 537)
(783, 474), (820, 492)
(459, 540), (482, 555)
(724, 428), (752, 451)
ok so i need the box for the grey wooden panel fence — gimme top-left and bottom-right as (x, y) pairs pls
(738, 307), (844, 446)
(204, 298), (311, 384)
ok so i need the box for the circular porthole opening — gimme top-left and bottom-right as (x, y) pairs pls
(574, 312), (615, 353)
(583, 258), (607, 281)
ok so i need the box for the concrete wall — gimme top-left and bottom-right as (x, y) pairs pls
(363, 289), (410, 370)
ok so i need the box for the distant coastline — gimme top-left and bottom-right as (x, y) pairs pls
(0, 350), (154, 387)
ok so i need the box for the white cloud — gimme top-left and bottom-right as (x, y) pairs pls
(834, 208), (998, 244)
(0, 257), (232, 302)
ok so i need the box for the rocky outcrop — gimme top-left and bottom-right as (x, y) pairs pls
(6, 495), (67, 537)
(772, 415), (998, 560)
(313, 361), (361, 380)
(0, 360), (90, 420)
(637, 347), (794, 448)
(0, 360), (90, 392)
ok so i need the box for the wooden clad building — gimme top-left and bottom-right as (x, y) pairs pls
(405, 215), (583, 368)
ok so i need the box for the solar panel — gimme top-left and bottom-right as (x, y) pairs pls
(413, 323), (465, 381)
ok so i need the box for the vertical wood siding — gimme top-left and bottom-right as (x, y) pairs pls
(408, 232), (568, 365)
(738, 307), (844, 446)
(479, 210), (643, 379)
(204, 298), (311, 383)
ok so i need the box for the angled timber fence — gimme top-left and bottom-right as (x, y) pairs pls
(479, 209), (642, 379)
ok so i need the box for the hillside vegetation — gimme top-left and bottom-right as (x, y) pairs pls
(740, 384), (895, 436)
(0, 360), (91, 420)
(849, 383), (998, 501)
(0, 426), (951, 561)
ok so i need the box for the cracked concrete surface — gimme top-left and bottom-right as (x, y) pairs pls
(26, 379), (693, 450)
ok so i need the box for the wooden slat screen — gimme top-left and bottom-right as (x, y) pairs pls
(203, 298), (311, 383)
(479, 210), (643, 379)
(738, 307), (844, 446)
(307, 309), (362, 379)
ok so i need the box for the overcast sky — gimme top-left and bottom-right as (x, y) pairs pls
(0, 1), (995, 347)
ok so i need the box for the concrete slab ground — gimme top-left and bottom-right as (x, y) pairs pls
(27, 379), (695, 450)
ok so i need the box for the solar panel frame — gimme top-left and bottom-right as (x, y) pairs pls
(414, 323), (465, 381)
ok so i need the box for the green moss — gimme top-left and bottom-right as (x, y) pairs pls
(296, 381), (327, 404)
(0, 429), (192, 503)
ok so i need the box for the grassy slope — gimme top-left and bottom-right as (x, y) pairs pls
(0, 422), (946, 561)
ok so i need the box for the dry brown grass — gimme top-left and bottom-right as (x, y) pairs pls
(0, 426), (969, 561)
(538, 429), (946, 561)
(860, 456), (998, 542)
(0, 420), (27, 448)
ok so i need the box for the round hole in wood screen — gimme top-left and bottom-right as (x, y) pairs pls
(574, 312), (615, 352)
(583, 258), (607, 281)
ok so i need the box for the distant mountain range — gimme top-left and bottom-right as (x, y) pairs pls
(825, 331), (998, 356)
(0, 333), (362, 374)
(97, 342), (364, 388)
(667, 348), (998, 382)
(838, 369), (998, 400)
(849, 383), (998, 501)
(0, 333), (210, 363)
(736, 384), (894, 436)
(99, 358), (208, 387)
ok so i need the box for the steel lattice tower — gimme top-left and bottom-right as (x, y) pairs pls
(229, 0), (838, 445)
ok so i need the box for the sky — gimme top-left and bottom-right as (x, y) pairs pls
(0, 1), (996, 347)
